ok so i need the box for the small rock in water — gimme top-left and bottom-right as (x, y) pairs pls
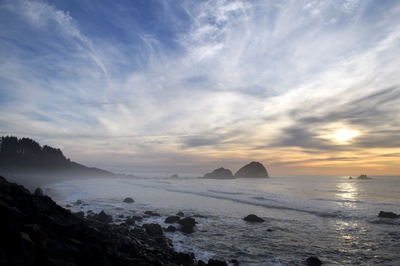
(166, 225), (177, 232)
(176, 211), (185, 216)
(306, 256), (322, 266)
(130, 215), (143, 221)
(178, 217), (196, 226)
(123, 197), (134, 203)
(75, 199), (82, 205)
(243, 214), (265, 223)
(165, 215), (181, 224)
(179, 224), (195, 234)
(378, 211), (399, 218)
(144, 211), (160, 216)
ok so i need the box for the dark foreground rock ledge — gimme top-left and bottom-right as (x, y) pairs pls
(0, 175), (223, 266)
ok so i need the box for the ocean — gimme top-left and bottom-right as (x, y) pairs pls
(43, 175), (400, 265)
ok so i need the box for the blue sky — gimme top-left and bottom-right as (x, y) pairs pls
(1, 0), (400, 176)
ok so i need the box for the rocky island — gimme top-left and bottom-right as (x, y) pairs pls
(234, 161), (269, 178)
(357, 174), (372, 179)
(201, 167), (234, 179)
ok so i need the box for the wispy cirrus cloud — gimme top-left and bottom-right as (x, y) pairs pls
(1, 0), (399, 175)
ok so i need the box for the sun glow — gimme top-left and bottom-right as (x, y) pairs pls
(330, 129), (360, 143)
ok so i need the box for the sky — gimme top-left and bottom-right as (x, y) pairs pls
(1, 0), (400, 177)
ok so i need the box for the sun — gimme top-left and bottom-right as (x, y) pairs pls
(331, 129), (359, 143)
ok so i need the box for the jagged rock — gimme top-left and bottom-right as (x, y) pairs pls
(176, 211), (185, 216)
(306, 256), (322, 266)
(357, 174), (372, 179)
(234, 161), (269, 178)
(143, 223), (164, 236)
(75, 199), (82, 205)
(243, 214), (265, 223)
(123, 197), (134, 203)
(96, 210), (113, 223)
(202, 167), (234, 179)
(179, 217), (196, 226)
(165, 215), (181, 224)
(74, 211), (85, 219)
(378, 211), (399, 218)
(33, 187), (44, 196)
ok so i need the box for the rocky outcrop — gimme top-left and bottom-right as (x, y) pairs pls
(243, 214), (265, 223)
(234, 161), (269, 178)
(0, 175), (223, 266)
(202, 167), (234, 179)
(171, 174), (179, 178)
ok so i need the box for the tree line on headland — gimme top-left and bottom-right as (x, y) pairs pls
(0, 136), (113, 176)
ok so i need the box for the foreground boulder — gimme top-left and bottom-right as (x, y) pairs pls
(378, 211), (399, 218)
(243, 214), (265, 223)
(202, 167), (234, 179)
(0, 175), (219, 266)
(234, 161), (269, 178)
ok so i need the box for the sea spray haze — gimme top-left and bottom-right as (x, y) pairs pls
(44, 175), (400, 265)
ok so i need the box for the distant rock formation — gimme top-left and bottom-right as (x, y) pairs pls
(357, 174), (372, 179)
(201, 167), (234, 179)
(349, 176), (353, 179)
(243, 214), (265, 223)
(234, 161), (269, 178)
(170, 174), (179, 178)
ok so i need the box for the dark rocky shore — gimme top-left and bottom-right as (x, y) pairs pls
(0, 175), (227, 266)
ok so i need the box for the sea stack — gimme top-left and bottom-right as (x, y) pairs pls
(202, 167), (235, 179)
(234, 161), (269, 178)
(357, 174), (372, 179)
